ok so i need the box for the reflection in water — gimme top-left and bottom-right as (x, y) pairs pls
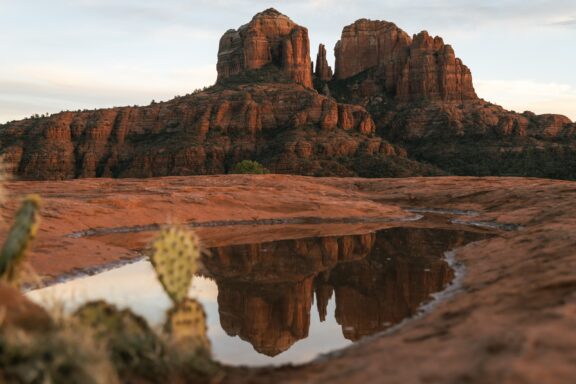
(28, 227), (489, 366)
(204, 227), (488, 358)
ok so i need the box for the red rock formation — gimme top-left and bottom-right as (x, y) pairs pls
(334, 19), (476, 102)
(328, 18), (576, 178)
(1, 10), (575, 181)
(1, 10), (438, 181)
(314, 44), (333, 82)
(217, 8), (313, 88)
(0, 82), (414, 180)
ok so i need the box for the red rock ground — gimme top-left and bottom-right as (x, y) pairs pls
(3, 175), (576, 383)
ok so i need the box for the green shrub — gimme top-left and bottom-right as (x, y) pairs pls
(230, 160), (269, 174)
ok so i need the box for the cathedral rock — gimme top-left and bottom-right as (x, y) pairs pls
(0, 9), (574, 181)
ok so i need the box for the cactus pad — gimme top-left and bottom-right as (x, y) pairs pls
(73, 300), (152, 337)
(0, 194), (41, 283)
(73, 300), (163, 372)
(165, 298), (210, 352)
(149, 226), (200, 304)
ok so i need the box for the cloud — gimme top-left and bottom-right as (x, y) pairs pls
(549, 17), (576, 27)
(476, 79), (576, 121)
(0, 64), (217, 122)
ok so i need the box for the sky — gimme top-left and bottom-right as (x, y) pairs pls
(1, 0), (575, 123)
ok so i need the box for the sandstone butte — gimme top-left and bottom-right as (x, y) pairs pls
(1, 8), (575, 181)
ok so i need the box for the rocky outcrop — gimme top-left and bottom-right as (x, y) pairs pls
(327, 18), (576, 179)
(334, 19), (476, 103)
(0, 83), (417, 180)
(314, 44), (333, 82)
(217, 8), (313, 88)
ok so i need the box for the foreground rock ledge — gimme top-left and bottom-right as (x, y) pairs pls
(5, 175), (576, 383)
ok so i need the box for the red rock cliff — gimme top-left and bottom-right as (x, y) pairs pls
(334, 19), (477, 102)
(217, 8), (313, 88)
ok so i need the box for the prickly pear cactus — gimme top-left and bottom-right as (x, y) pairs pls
(149, 226), (200, 304)
(73, 300), (163, 373)
(0, 194), (41, 283)
(165, 298), (210, 352)
(73, 300), (152, 337)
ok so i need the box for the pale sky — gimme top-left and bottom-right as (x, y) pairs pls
(1, 0), (575, 123)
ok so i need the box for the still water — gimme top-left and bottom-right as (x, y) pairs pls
(28, 227), (488, 366)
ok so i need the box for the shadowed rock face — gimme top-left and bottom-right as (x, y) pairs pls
(203, 228), (489, 356)
(0, 283), (53, 332)
(217, 8), (313, 89)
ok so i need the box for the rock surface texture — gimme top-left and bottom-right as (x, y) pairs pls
(0, 9), (441, 180)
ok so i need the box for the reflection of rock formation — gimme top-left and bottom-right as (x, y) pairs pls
(217, 278), (313, 356)
(328, 228), (488, 340)
(204, 233), (375, 283)
(205, 233), (374, 355)
(205, 228), (488, 355)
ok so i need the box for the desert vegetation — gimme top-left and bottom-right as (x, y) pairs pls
(0, 195), (219, 383)
(229, 160), (270, 175)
